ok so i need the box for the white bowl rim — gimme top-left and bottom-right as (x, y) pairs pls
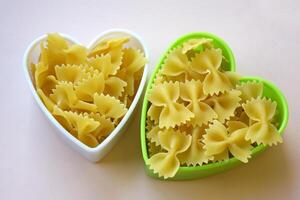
(23, 29), (149, 154)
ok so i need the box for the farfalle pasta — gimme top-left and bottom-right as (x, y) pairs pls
(242, 98), (282, 145)
(179, 126), (213, 166)
(236, 81), (263, 102)
(146, 129), (192, 179)
(205, 89), (241, 123)
(203, 120), (252, 163)
(147, 81), (194, 128)
(179, 80), (217, 126)
(32, 33), (146, 147)
(190, 48), (232, 95)
(146, 37), (283, 179)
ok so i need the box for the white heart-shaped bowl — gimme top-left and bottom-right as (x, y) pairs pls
(23, 29), (149, 162)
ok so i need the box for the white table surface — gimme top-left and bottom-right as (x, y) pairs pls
(1, 0), (300, 199)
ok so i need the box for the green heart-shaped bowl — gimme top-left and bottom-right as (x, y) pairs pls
(140, 32), (289, 180)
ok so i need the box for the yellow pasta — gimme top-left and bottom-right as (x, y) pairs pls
(88, 54), (119, 78)
(182, 38), (213, 54)
(104, 76), (127, 98)
(161, 47), (192, 80)
(117, 48), (147, 96)
(224, 71), (242, 86)
(74, 73), (105, 102)
(34, 62), (49, 90)
(52, 106), (75, 134)
(88, 54), (128, 98)
(46, 33), (69, 67)
(180, 80), (217, 126)
(50, 82), (97, 112)
(65, 45), (88, 65)
(236, 81), (263, 102)
(32, 33), (146, 147)
(242, 98), (282, 145)
(94, 93), (127, 120)
(206, 89), (241, 123)
(88, 113), (115, 140)
(64, 111), (100, 147)
(147, 105), (163, 124)
(179, 126), (213, 166)
(55, 64), (89, 83)
(146, 129), (192, 179)
(146, 125), (161, 145)
(203, 120), (252, 163)
(145, 37), (282, 178)
(37, 89), (55, 112)
(52, 105), (100, 147)
(148, 81), (194, 128)
(190, 48), (233, 95)
(88, 37), (129, 60)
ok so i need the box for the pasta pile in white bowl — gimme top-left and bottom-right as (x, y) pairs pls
(32, 33), (147, 148)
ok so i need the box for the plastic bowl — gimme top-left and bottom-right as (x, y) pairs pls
(23, 29), (149, 162)
(140, 32), (289, 180)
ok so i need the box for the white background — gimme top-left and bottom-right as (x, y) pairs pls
(1, 0), (299, 199)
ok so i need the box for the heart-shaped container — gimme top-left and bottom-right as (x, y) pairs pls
(23, 29), (149, 162)
(140, 32), (289, 180)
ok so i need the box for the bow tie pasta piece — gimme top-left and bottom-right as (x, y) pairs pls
(160, 48), (204, 81)
(74, 73), (105, 102)
(147, 81), (194, 128)
(146, 125), (161, 146)
(88, 37), (129, 69)
(242, 98), (282, 146)
(205, 89), (241, 123)
(52, 106), (75, 134)
(37, 89), (55, 112)
(182, 38), (213, 54)
(94, 93), (127, 120)
(54, 64), (90, 83)
(34, 62), (50, 90)
(52, 106), (100, 147)
(224, 71), (242, 86)
(147, 129), (192, 179)
(88, 54), (127, 98)
(180, 80), (217, 127)
(191, 49), (233, 95)
(34, 34), (71, 91)
(64, 111), (100, 147)
(117, 48), (146, 96)
(88, 54), (120, 78)
(44, 33), (69, 67)
(179, 126), (213, 166)
(88, 37), (129, 58)
(64, 45), (87, 65)
(236, 81), (263, 102)
(226, 120), (248, 133)
(147, 105), (163, 124)
(203, 120), (252, 163)
(37, 34), (86, 80)
(161, 47), (191, 79)
(89, 113), (115, 140)
(104, 76), (127, 98)
(50, 82), (97, 112)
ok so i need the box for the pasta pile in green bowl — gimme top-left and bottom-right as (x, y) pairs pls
(140, 32), (289, 180)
